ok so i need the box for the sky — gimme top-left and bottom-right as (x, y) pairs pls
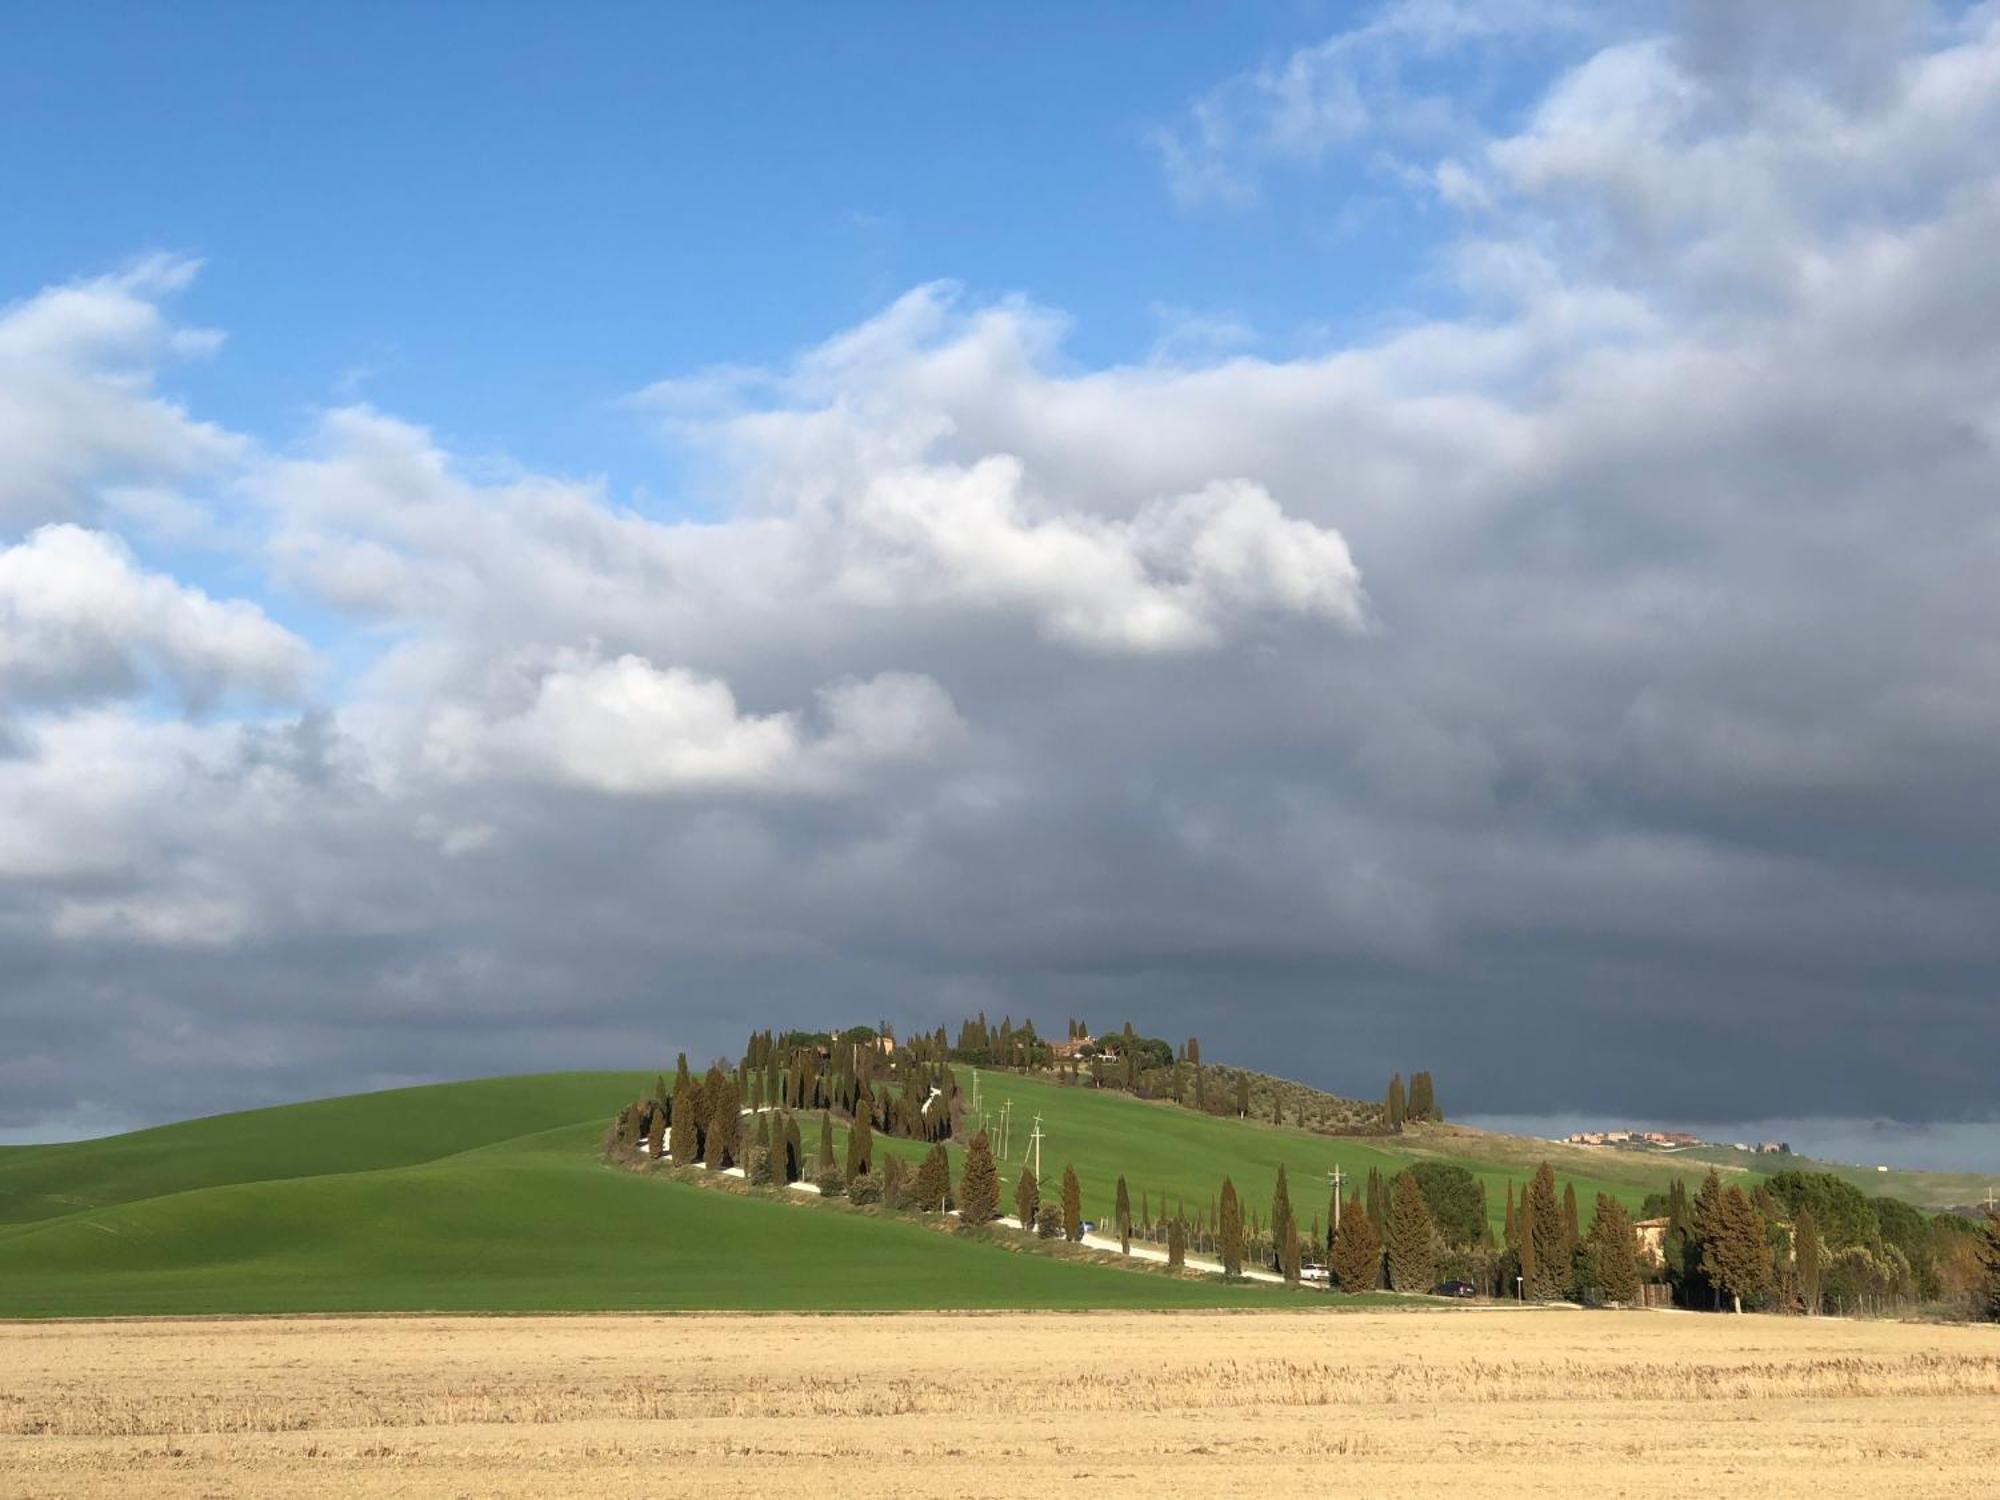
(2, 1), (1997, 1164)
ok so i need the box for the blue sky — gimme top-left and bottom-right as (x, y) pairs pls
(5, 2), (1999, 1157)
(4, 3), (1537, 496)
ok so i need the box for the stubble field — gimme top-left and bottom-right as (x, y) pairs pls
(4, 1308), (1997, 1498)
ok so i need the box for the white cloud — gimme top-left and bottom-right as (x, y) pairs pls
(0, 523), (310, 707)
(423, 649), (965, 797)
(0, 257), (240, 525)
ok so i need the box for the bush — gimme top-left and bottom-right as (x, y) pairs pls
(1036, 1203), (1063, 1239)
(848, 1173), (882, 1205)
(815, 1166), (846, 1199)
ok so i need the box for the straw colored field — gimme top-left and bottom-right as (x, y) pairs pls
(4, 1309), (1996, 1498)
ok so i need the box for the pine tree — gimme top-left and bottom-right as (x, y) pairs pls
(1061, 1164), (1083, 1243)
(1526, 1163), (1566, 1299)
(1330, 1195), (1381, 1293)
(1386, 1171), (1436, 1292)
(958, 1130), (1000, 1224)
(1115, 1175), (1133, 1254)
(1218, 1178), (1244, 1279)
(1015, 1164), (1039, 1230)
(1385, 1073), (1406, 1131)
(1794, 1205), (1823, 1315)
(1168, 1215), (1187, 1268)
(1701, 1184), (1773, 1313)
(1588, 1195), (1641, 1303)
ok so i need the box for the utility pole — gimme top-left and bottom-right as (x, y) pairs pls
(1985, 1185), (1997, 1213)
(1327, 1163), (1344, 1233)
(999, 1099), (1013, 1162)
(1026, 1114), (1044, 1180)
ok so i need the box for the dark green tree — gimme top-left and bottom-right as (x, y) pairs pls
(1385, 1073), (1406, 1130)
(705, 1076), (740, 1169)
(1269, 1164), (1294, 1273)
(1794, 1205), (1823, 1315)
(845, 1110), (873, 1184)
(959, 1130), (1000, 1225)
(1562, 1182), (1580, 1265)
(816, 1111), (835, 1179)
(1525, 1164), (1566, 1299)
(1061, 1164), (1083, 1243)
(668, 1073), (697, 1166)
(1015, 1164), (1039, 1230)
(914, 1142), (952, 1211)
(1115, 1175), (1133, 1254)
(1330, 1195), (1381, 1293)
(1401, 1161), (1489, 1247)
(1588, 1194), (1641, 1303)
(1979, 1210), (2000, 1323)
(1218, 1178), (1244, 1279)
(1702, 1185), (1774, 1312)
(1386, 1170), (1437, 1292)
(1168, 1215), (1187, 1268)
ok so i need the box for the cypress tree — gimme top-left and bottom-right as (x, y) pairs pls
(1234, 1075), (1250, 1118)
(1503, 1180), (1517, 1245)
(1588, 1195), (1641, 1303)
(1218, 1178), (1244, 1279)
(960, 1130), (1000, 1225)
(668, 1073), (697, 1165)
(1283, 1221), (1302, 1285)
(881, 1152), (907, 1208)
(705, 1077), (740, 1169)
(1562, 1182), (1580, 1264)
(1795, 1205), (1822, 1315)
(1168, 1215), (1187, 1268)
(645, 1102), (666, 1162)
(1702, 1185), (1773, 1313)
(1330, 1194), (1381, 1293)
(1518, 1183), (1539, 1297)
(914, 1142), (951, 1211)
(1386, 1171), (1436, 1292)
(1115, 1175), (1133, 1254)
(816, 1112), (835, 1179)
(1270, 1165), (1294, 1273)
(1015, 1164), (1039, 1230)
(845, 1111), (873, 1183)
(1385, 1073), (1406, 1131)
(1061, 1165), (1083, 1243)
(1408, 1070), (1437, 1122)
(1526, 1164), (1566, 1299)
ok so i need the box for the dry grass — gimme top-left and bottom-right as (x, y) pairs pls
(3, 1309), (1997, 1497)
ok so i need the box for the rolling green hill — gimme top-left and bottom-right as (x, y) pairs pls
(0, 1075), (1302, 1318)
(2, 1068), (1972, 1319)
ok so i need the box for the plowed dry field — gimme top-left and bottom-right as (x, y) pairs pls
(4, 1308), (1997, 1498)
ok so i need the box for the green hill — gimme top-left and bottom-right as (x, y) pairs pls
(828, 1070), (1677, 1236)
(0, 1075), (1302, 1318)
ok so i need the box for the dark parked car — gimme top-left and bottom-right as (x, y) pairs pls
(1433, 1279), (1479, 1299)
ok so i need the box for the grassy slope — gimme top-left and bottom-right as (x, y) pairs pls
(0, 1072), (651, 1228)
(0, 1081), (1299, 1318)
(841, 1071), (1685, 1235)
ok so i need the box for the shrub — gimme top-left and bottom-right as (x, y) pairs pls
(848, 1173), (882, 1206)
(1036, 1203), (1063, 1239)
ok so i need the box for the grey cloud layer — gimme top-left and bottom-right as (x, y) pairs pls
(4, 3), (1999, 1139)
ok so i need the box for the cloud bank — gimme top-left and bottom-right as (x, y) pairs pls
(4, 1), (1999, 1143)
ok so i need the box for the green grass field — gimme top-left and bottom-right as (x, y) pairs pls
(2, 1067), (1969, 1319)
(839, 1070), (1689, 1236)
(0, 1074), (1306, 1318)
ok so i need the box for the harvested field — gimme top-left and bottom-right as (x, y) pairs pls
(4, 1309), (1997, 1497)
